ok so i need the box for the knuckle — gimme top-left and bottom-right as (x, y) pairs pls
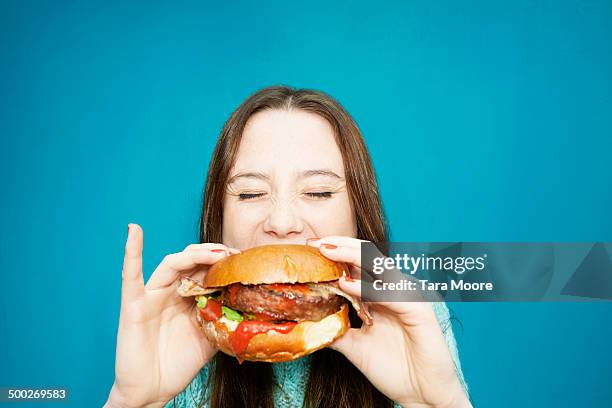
(161, 252), (180, 264)
(184, 250), (199, 260)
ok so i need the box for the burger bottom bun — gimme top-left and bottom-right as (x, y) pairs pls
(197, 304), (350, 363)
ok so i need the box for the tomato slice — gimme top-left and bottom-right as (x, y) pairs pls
(199, 298), (222, 321)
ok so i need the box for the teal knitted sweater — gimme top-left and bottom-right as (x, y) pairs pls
(164, 302), (468, 408)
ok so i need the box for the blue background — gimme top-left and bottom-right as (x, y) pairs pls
(1, 0), (611, 406)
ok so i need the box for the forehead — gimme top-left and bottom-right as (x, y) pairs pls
(232, 109), (345, 176)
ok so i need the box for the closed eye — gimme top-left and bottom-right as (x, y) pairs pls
(305, 192), (334, 199)
(238, 193), (266, 200)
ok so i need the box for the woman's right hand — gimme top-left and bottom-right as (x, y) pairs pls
(105, 224), (239, 408)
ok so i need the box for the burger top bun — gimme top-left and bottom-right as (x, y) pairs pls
(198, 304), (350, 363)
(204, 244), (348, 287)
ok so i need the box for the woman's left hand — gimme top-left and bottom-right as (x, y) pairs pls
(308, 237), (472, 408)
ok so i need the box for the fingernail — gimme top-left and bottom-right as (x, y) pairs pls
(211, 249), (227, 253)
(322, 243), (337, 249)
(229, 248), (241, 254)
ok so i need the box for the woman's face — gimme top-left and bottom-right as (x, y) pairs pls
(222, 109), (357, 250)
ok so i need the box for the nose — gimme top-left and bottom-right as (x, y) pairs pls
(263, 200), (304, 239)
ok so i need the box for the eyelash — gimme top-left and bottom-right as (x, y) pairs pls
(237, 192), (334, 201)
(238, 193), (265, 200)
(306, 192), (333, 199)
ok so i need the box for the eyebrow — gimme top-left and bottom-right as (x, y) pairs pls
(227, 169), (343, 184)
(227, 172), (270, 184)
(299, 169), (343, 180)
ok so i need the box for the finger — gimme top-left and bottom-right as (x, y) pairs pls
(327, 327), (361, 361)
(145, 249), (229, 290)
(343, 278), (436, 331)
(183, 243), (241, 254)
(316, 243), (361, 269)
(339, 275), (425, 309)
(311, 242), (370, 280)
(184, 243), (227, 251)
(338, 275), (361, 296)
(347, 264), (364, 280)
(307, 236), (381, 278)
(306, 236), (367, 249)
(121, 223), (145, 304)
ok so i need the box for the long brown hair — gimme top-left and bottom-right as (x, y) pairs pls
(198, 85), (391, 408)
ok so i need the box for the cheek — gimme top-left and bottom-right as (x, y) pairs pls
(303, 195), (357, 237)
(222, 200), (266, 245)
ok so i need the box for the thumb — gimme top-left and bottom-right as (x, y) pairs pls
(327, 328), (362, 366)
(121, 223), (144, 305)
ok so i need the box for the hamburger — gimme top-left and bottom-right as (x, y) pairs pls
(177, 244), (373, 363)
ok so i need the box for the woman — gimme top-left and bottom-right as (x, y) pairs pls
(105, 86), (471, 408)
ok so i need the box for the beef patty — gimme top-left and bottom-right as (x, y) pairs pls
(220, 283), (345, 322)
